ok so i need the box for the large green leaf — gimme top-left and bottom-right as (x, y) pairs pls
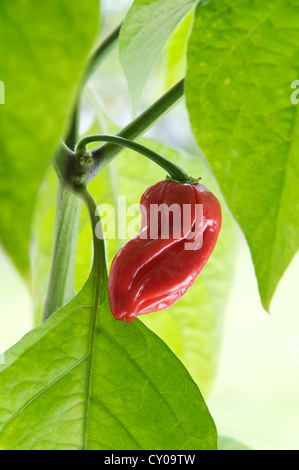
(119, 0), (198, 114)
(0, 0), (99, 278)
(0, 204), (217, 450)
(186, 0), (299, 311)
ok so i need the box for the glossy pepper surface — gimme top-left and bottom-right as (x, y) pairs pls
(108, 179), (222, 322)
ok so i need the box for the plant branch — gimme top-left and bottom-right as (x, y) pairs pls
(78, 188), (106, 276)
(83, 23), (123, 83)
(76, 134), (190, 183)
(42, 185), (82, 322)
(87, 78), (185, 182)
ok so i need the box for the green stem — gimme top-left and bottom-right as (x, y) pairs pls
(42, 184), (82, 322)
(87, 78), (185, 182)
(76, 134), (190, 183)
(78, 189), (106, 276)
(77, 188), (107, 450)
(83, 23), (122, 83)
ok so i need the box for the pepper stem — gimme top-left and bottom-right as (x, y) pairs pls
(75, 134), (193, 184)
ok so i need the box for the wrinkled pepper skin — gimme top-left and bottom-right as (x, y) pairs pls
(108, 180), (222, 322)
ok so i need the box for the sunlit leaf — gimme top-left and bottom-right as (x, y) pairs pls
(119, 0), (197, 114)
(0, 0), (99, 278)
(0, 213), (217, 450)
(186, 0), (299, 311)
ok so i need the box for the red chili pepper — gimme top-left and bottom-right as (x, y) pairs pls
(108, 179), (222, 322)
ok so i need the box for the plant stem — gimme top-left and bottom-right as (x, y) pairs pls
(42, 184), (82, 321)
(78, 189), (106, 276)
(76, 134), (190, 183)
(83, 23), (122, 83)
(87, 78), (185, 182)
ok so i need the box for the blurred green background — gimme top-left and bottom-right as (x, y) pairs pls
(1, 0), (299, 450)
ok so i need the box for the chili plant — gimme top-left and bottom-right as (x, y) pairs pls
(0, 0), (298, 451)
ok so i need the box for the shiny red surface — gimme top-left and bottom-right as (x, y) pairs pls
(108, 180), (222, 322)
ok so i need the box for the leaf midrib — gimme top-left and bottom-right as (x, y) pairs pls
(83, 264), (101, 449)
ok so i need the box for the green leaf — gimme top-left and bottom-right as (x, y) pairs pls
(0, 0), (99, 278)
(0, 204), (217, 450)
(119, 0), (197, 114)
(165, 10), (194, 89)
(186, 0), (299, 311)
